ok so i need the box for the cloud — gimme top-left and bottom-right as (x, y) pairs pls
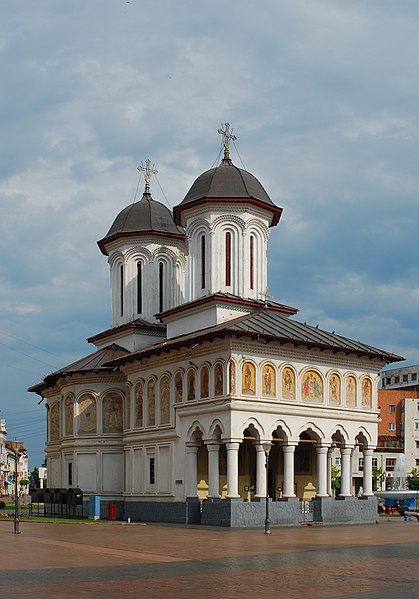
(2, 0), (419, 465)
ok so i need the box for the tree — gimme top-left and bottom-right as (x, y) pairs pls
(30, 466), (39, 489)
(331, 466), (341, 495)
(372, 467), (385, 491)
(406, 468), (419, 491)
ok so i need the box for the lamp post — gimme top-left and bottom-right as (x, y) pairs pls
(9, 440), (22, 534)
(262, 441), (272, 534)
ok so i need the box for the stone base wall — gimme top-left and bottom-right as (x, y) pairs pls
(201, 497), (301, 527)
(124, 498), (200, 524)
(312, 496), (378, 524)
(85, 495), (378, 527)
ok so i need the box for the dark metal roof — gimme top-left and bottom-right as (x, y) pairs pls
(87, 318), (165, 345)
(174, 160), (282, 226)
(98, 193), (185, 255)
(28, 344), (129, 395)
(111, 309), (403, 367)
(157, 292), (298, 319)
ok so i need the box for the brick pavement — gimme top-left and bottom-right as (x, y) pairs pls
(1, 519), (418, 598)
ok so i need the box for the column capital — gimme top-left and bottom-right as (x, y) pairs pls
(362, 447), (376, 455)
(315, 444), (331, 451)
(282, 444), (297, 454)
(206, 443), (221, 453)
(340, 446), (354, 454)
(186, 442), (200, 451)
(203, 439), (222, 446)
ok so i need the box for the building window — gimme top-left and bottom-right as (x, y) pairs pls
(415, 422), (419, 431)
(372, 458), (378, 468)
(416, 441), (419, 449)
(225, 232), (231, 286)
(68, 462), (73, 486)
(137, 262), (142, 314)
(119, 264), (124, 317)
(388, 423), (396, 431)
(335, 457), (341, 466)
(411, 373), (417, 381)
(417, 403), (419, 412)
(389, 405), (396, 413)
(416, 459), (419, 467)
(249, 235), (254, 290)
(358, 458), (363, 471)
(403, 374), (408, 382)
(149, 457), (155, 485)
(395, 376), (400, 383)
(385, 378), (391, 385)
(158, 262), (164, 312)
(200, 234), (206, 289)
(386, 459), (395, 471)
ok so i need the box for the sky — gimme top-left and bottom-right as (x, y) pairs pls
(1, 0), (419, 467)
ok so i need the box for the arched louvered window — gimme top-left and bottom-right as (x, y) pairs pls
(201, 234), (206, 289)
(137, 262), (142, 314)
(225, 232), (231, 287)
(119, 264), (124, 317)
(159, 262), (164, 312)
(250, 235), (254, 290)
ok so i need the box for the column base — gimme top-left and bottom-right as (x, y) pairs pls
(280, 496), (299, 502)
(336, 495), (354, 500)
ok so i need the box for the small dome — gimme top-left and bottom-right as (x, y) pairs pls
(98, 193), (185, 255)
(174, 159), (282, 226)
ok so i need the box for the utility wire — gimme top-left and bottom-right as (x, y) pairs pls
(154, 173), (172, 209)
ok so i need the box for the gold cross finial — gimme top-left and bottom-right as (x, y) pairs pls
(137, 159), (158, 194)
(218, 122), (237, 161)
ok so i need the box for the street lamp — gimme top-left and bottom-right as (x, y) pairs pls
(262, 441), (272, 534)
(9, 440), (22, 535)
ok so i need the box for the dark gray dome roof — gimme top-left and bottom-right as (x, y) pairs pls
(174, 159), (282, 226)
(98, 193), (185, 255)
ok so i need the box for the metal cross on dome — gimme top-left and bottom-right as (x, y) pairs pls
(218, 122), (237, 161)
(138, 159), (158, 194)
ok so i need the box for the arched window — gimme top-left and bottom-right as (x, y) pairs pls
(201, 234), (206, 289)
(137, 262), (142, 314)
(225, 232), (231, 286)
(158, 262), (164, 312)
(249, 235), (254, 290)
(119, 264), (124, 317)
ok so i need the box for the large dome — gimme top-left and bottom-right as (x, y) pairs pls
(173, 159), (282, 226)
(98, 193), (185, 255)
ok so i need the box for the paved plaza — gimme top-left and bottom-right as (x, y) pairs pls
(1, 518), (418, 598)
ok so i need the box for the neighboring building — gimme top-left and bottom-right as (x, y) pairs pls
(381, 364), (419, 392)
(0, 419), (29, 496)
(375, 378), (419, 489)
(29, 128), (402, 526)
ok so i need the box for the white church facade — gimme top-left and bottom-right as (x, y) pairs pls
(30, 126), (402, 526)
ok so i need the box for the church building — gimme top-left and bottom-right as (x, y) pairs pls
(30, 125), (402, 526)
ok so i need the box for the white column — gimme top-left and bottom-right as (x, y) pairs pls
(327, 447), (334, 496)
(206, 443), (220, 498)
(226, 442), (241, 498)
(315, 445), (329, 497)
(185, 443), (199, 498)
(254, 444), (267, 498)
(282, 444), (297, 498)
(340, 447), (353, 497)
(362, 448), (374, 496)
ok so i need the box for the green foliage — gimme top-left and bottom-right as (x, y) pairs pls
(19, 479), (30, 486)
(29, 467), (39, 488)
(372, 467), (385, 491)
(406, 468), (419, 491)
(331, 466), (341, 494)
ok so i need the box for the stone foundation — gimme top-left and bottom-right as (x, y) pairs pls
(312, 495), (378, 524)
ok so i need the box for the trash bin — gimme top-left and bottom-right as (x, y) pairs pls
(108, 502), (116, 521)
